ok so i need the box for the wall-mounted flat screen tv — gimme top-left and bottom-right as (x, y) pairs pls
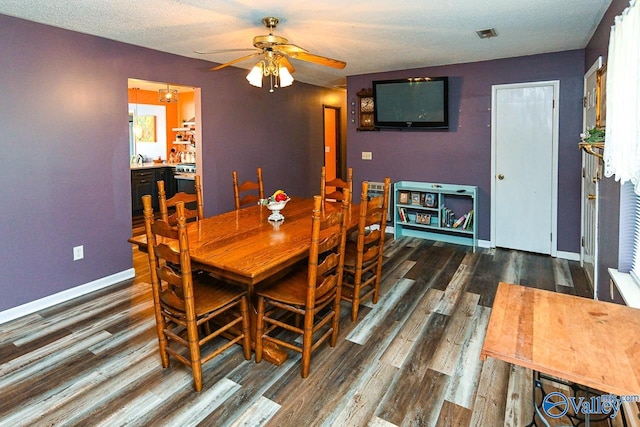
(373, 77), (449, 129)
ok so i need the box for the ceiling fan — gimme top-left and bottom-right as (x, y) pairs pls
(196, 17), (346, 91)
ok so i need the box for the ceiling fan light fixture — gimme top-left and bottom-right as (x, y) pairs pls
(246, 58), (294, 91)
(278, 65), (294, 88)
(159, 84), (178, 103)
(204, 16), (345, 90)
(247, 62), (264, 87)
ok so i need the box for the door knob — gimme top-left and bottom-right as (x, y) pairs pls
(498, 174), (505, 180)
(588, 194), (596, 200)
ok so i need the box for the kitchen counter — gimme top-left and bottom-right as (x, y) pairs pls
(130, 162), (177, 170)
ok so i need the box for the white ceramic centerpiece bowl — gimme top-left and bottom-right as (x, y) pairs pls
(266, 198), (290, 221)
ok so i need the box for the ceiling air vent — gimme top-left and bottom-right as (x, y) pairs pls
(476, 28), (497, 39)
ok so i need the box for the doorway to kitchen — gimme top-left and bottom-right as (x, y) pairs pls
(128, 78), (202, 236)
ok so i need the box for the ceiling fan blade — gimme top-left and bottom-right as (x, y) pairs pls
(288, 51), (346, 69)
(209, 52), (263, 71)
(278, 44), (308, 54)
(195, 48), (259, 55)
(280, 56), (295, 74)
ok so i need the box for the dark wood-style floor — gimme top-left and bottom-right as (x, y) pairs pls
(0, 236), (623, 426)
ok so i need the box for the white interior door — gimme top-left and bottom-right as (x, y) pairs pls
(581, 58), (602, 293)
(491, 82), (558, 255)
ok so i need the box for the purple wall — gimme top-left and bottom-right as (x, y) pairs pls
(584, 0), (629, 302)
(2, 2), (625, 313)
(346, 51), (585, 252)
(0, 14), (345, 312)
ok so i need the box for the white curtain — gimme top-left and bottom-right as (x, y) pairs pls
(603, 0), (640, 194)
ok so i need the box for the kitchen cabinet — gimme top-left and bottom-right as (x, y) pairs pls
(176, 178), (195, 195)
(131, 166), (175, 215)
(131, 169), (154, 214)
(155, 166), (175, 198)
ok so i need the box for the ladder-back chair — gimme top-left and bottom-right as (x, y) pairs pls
(142, 195), (251, 392)
(321, 166), (353, 203)
(255, 191), (350, 378)
(157, 174), (204, 225)
(341, 177), (391, 321)
(232, 167), (264, 210)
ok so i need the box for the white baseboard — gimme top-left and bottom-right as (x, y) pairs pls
(0, 268), (135, 325)
(556, 251), (580, 261)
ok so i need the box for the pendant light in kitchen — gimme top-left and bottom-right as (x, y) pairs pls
(159, 83), (178, 103)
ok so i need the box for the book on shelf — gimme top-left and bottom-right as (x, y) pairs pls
(441, 205), (455, 227)
(397, 206), (409, 223)
(463, 210), (474, 230)
(452, 214), (467, 228)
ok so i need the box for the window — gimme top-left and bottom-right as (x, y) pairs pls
(611, 181), (640, 308)
(604, 0), (640, 308)
(620, 182), (640, 282)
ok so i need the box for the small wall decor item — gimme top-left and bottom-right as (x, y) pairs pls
(399, 191), (410, 204)
(411, 192), (421, 205)
(424, 193), (437, 208)
(134, 115), (156, 142)
(416, 213), (431, 225)
(356, 88), (375, 131)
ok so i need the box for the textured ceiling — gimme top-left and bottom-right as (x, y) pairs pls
(0, 0), (613, 89)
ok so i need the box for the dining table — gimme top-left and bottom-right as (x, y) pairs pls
(129, 197), (359, 365)
(481, 282), (640, 425)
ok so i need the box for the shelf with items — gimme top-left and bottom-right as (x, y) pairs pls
(579, 128), (605, 159)
(394, 181), (477, 249)
(578, 141), (604, 159)
(172, 121), (196, 145)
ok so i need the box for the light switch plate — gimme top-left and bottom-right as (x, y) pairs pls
(362, 151), (372, 160)
(73, 245), (84, 261)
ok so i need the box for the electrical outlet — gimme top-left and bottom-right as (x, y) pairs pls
(73, 245), (84, 261)
(362, 151), (372, 160)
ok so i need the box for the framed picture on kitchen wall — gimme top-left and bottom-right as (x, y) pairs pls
(134, 115), (156, 142)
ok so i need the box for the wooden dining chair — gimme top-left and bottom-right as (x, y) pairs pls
(255, 191), (350, 378)
(341, 177), (391, 321)
(158, 174), (204, 225)
(232, 167), (264, 210)
(320, 166), (353, 203)
(142, 195), (251, 392)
